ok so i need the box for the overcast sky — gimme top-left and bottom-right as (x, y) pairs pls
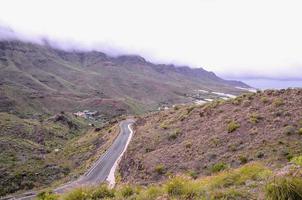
(0, 0), (302, 80)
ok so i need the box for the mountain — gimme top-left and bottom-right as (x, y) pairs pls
(120, 89), (302, 188)
(0, 40), (249, 119)
(0, 39), (252, 197)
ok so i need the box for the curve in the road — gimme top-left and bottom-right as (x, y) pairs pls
(55, 119), (135, 193)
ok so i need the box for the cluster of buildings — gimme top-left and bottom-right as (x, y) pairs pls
(73, 110), (98, 120)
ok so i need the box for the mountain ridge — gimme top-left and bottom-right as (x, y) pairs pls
(0, 39), (249, 119)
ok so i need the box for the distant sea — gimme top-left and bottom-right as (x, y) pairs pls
(238, 79), (302, 90)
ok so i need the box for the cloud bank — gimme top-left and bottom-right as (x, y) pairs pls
(0, 0), (302, 80)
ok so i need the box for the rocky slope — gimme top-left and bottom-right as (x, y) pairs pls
(120, 89), (302, 185)
(0, 112), (120, 196)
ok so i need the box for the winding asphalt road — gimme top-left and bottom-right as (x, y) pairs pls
(55, 119), (135, 192)
(6, 119), (135, 200)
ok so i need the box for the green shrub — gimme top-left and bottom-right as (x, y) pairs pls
(249, 113), (262, 124)
(91, 184), (115, 199)
(298, 128), (302, 135)
(37, 191), (58, 200)
(227, 121), (240, 133)
(136, 186), (163, 200)
(120, 185), (134, 198)
(166, 177), (186, 196)
(211, 162), (228, 173)
(239, 156), (248, 164)
(207, 163), (272, 189)
(63, 188), (90, 200)
(261, 96), (269, 103)
(165, 177), (201, 198)
(284, 126), (296, 135)
(155, 164), (165, 174)
(273, 98), (284, 107)
(291, 155), (302, 167)
(232, 98), (241, 105)
(265, 177), (302, 200)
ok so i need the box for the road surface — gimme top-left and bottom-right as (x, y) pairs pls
(4, 119), (135, 200)
(56, 119), (135, 192)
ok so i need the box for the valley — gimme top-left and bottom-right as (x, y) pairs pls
(0, 40), (301, 200)
(1, 0), (302, 198)
(0, 39), (250, 198)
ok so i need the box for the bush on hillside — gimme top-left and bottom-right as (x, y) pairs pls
(211, 162), (228, 173)
(239, 156), (248, 164)
(249, 113), (262, 124)
(91, 185), (115, 199)
(273, 98), (284, 107)
(284, 126), (296, 135)
(120, 185), (134, 198)
(155, 164), (165, 175)
(227, 121), (240, 133)
(166, 177), (186, 196)
(291, 156), (302, 167)
(37, 191), (58, 200)
(265, 177), (302, 200)
(62, 185), (115, 200)
(165, 177), (201, 198)
(261, 96), (269, 103)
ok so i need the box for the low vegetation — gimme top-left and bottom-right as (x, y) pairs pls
(38, 163), (280, 200)
(265, 177), (302, 200)
(248, 112), (262, 124)
(227, 120), (240, 133)
(154, 164), (165, 175)
(210, 162), (228, 173)
(291, 155), (302, 167)
(284, 125), (296, 135)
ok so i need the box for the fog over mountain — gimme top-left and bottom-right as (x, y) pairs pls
(1, 0), (302, 85)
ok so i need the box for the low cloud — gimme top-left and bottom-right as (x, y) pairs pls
(0, 0), (302, 80)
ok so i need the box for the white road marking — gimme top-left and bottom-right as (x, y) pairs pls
(106, 123), (133, 188)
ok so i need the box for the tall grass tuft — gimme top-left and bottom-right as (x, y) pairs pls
(265, 177), (302, 200)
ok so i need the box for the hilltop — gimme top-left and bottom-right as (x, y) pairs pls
(120, 89), (302, 185)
